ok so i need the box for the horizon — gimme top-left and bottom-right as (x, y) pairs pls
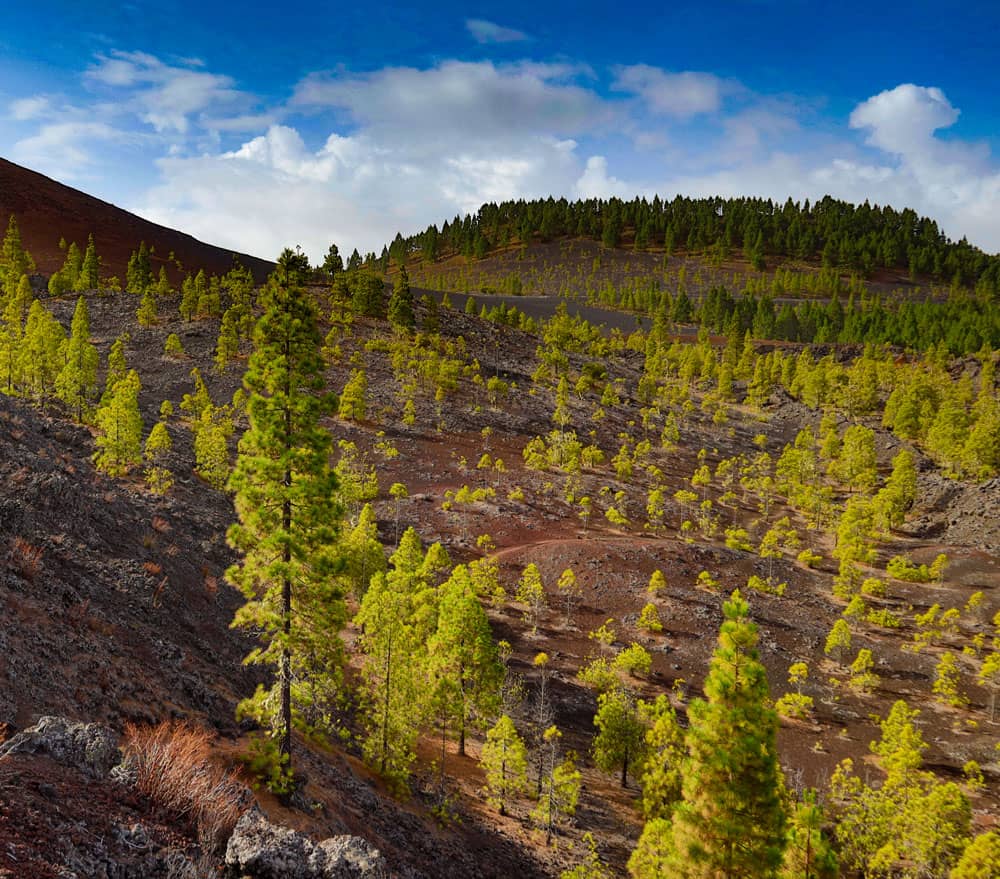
(2, 1), (999, 262)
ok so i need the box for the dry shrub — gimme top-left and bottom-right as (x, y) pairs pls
(143, 561), (163, 576)
(123, 721), (246, 851)
(151, 515), (171, 534)
(8, 537), (43, 582)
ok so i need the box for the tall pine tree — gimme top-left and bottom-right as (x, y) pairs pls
(227, 250), (344, 776)
(668, 590), (786, 878)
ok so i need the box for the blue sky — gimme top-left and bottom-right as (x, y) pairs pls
(2, 1), (999, 261)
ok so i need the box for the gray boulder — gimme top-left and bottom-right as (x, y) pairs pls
(0, 715), (120, 777)
(226, 810), (387, 879)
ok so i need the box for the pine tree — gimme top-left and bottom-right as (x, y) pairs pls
(480, 714), (529, 815)
(516, 562), (547, 634)
(780, 789), (838, 879)
(637, 694), (684, 820)
(56, 296), (99, 421)
(532, 726), (581, 844)
(19, 299), (66, 400)
(144, 420), (173, 494)
(194, 405), (233, 489)
(227, 259), (344, 774)
(75, 234), (99, 291)
(215, 307), (241, 371)
(93, 369), (143, 476)
(355, 532), (434, 787)
(950, 832), (1000, 879)
(428, 564), (502, 757)
(669, 590), (786, 878)
(179, 274), (198, 320)
(341, 502), (386, 598)
(592, 688), (646, 788)
(338, 368), (368, 420)
(388, 265), (415, 330)
(1, 215), (34, 299)
(136, 288), (158, 326)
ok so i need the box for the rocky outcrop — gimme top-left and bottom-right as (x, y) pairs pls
(225, 809), (388, 879)
(0, 715), (120, 777)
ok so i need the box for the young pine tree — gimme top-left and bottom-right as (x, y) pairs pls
(388, 265), (415, 330)
(75, 234), (99, 291)
(668, 590), (786, 878)
(227, 256), (344, 775)
(480, 714), (529, 816)
(428, 564), (502, 757)
(144, 420), (173, 494)
(55, 296), (99, 421)
(93, 369), (143, 476)
(592, 687), (647, 788)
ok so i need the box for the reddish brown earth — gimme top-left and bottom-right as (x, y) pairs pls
(1, 278), (997, 873)
(0, 157), (274, 283)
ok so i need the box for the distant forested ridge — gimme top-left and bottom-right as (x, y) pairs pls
(380, 195), (1000, 295)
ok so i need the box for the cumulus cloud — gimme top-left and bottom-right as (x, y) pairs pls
(466, 18), (529, 44)
(612, 65), (725, 117)
(135, 121), (584, 260)
(850, 84), (959, 155)
(11, 121), (123, 175)
(85, 50), (254, 133)
(292, 60), (611, 145)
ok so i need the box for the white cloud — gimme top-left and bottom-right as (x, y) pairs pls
(849, 84), (959, 156)
(612, 65), (725, 117)
(11, 121), (122, 176)
(292, 60), (612, 144)
(9, 96), (51, 121)
(574, 155), (635, 199)
(466, 18), (529, 44)
(85, 50), (253, 133)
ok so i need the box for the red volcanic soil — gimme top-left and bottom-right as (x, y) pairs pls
(0, 158), (273, 283)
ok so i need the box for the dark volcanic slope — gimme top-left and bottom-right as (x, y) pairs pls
(0, 392), (257, 733)
(0, 157), (274, 283)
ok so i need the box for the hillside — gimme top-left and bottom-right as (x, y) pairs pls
(0, 157), (274, 283)
(1, 187), (999, 876)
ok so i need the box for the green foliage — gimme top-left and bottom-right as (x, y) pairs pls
(338, 368), (368, 421)
(637, 602), (663, 633)
(480, 714), (528, 815)
(388, 265), (415, 329)
(144, 420), (173, 495)
(55, 296), (99, 421)
(93, 370), (143, 476)
(193, 406), (234, 489)
(355, 530), (437, 788)
(667, 591), (786, 877)
(428, 563), (502, 756)
(950, 832), (1000, 879)
(238, 733), (294, 796)
(886, 553), (948, 583)
(832, 700), (972, 878)
(561, 833), (611, 879)
(164, 333), (184, 357)
(780, 789), (838, 879)
(592, 688), (647, 788)
(227, 271), (344, 772)
(609, 641), (650, 679)
(516, 563), (547, 634)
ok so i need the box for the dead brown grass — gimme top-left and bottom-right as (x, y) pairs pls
(123, 721), (246, 851)
(7, 536), (43, 582)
